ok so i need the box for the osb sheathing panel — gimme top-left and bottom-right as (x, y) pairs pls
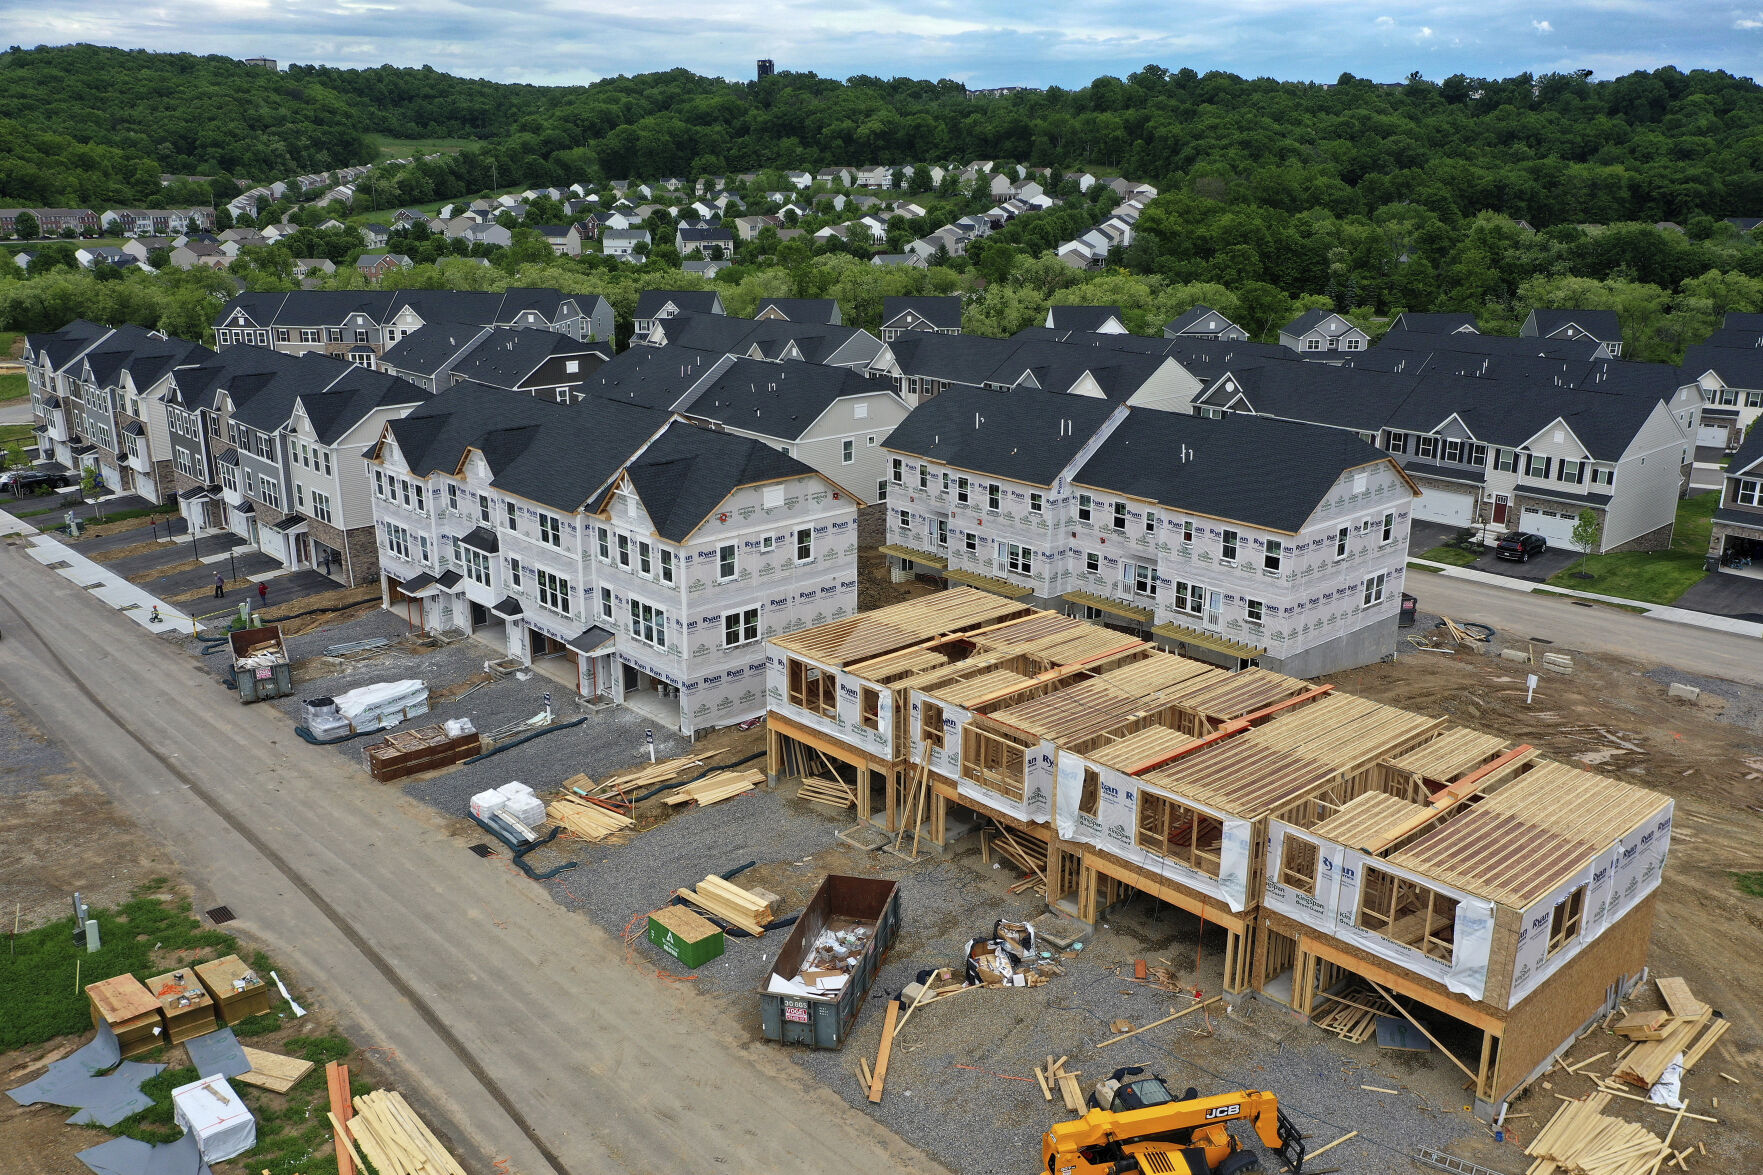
(1493, 891), (1658, 1103)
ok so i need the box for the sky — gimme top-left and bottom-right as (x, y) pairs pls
(11, 0), (1761, 90)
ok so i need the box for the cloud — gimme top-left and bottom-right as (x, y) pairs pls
(5, 0), (1758, 89)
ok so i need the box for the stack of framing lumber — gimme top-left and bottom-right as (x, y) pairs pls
(326, 1061), (356, 1175)
(575, 755), (703, 799)
(1311, 984), (1395, 1044)
(661, 769), (764, 807)
(546, 795), (635, 840)
(1524, 1093), (1678, 1175)
(1438, 615), (1487, 644)
(985, 824), (1048, 894)
(797, 776), (856, 808)
(675, 875), (775, 935)
(234, 1046), (313, 1093)
(341, 1089), (466, 1175)
(1033, 1056), (1085, 1113)
(1612, 978), (1727, 1089)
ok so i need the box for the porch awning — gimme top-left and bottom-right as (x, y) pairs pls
(491, 595), (523, 618)
(270, 514), (306, 533)
(1151, 621), (1263, 661)
(459, 525), (499, 554)
(564, 625), (616, 655)
(1062, 589), (1153, 622)
(877, 543), (947, 569)
(944, 567), (1035, 598)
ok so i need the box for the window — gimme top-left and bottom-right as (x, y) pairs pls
(597, 527), (611, 562)
(382, 521), (411, 560)
(1264, 539), (1282, 573)
(463, 547), (491, 586)
(538, 513), (561, 547)
(918, 464), (929, 490)
(1357, 865), (1458, 962)
(478, 493), (492, 524)
(956, 477), (970, 504)
(1416, 435), (1439, 459)
(508, 557), (522, 590)
(718, 543), (737, 580)
(1380, 512), (1395, 544)
(447, 484), (458, 512)
(859, 685), (881, 731)
(374, 469), (385, 498)
(1128, 561), (1156, 597)
(935, 519), (948, 547)
(638, 541), (652, 577)
(788, 658), (836, 719)
(1345, 337), (1362, 351)
(1078, 766), (1102, 818)
(1029, 492), (1043, 514)
(504, 500), (518, 531)
(1077, 493), (1092, 522)
(1304, 337), (1321, 351)
(961, 725), (1029, 802)
(660, 549), (674, 585)
(842, 439), (854, 464)
(1170, 579), (1204, 616)
(1386, 432), (1407, 454)
(1086, 552), (1101, 575)
(1442, 438), (1462, 464)
(295, 483), (305, 509)
(1362, 571), (1387, 607)
(616, 534), (631, 569)
(891, 457), (903, 484)
(1003, 542), (1032, 575)
(1335, 526), (1350, 558)
(1468, 443), (1487, 467)
(535, 570), (571, 614)
(1220, 528), (1238, 563)
(1279, 836), (1318, 895)
(897, 509), (911, 531)
(724, 607), (760, 648)
(1494, 448), (1517, 473)
(1591, 467), (1615, 487)
(877, 480), (887, 502)
(1137, 791), (1223, 877)
(1557, 460), (1584, 485)
(796, 527), (813, 562)
(276, 329), (290, 343)
(413, 485), (426, 514)
(1112, 500), (1128, 530)
(1525, 452), (1552, 479)
(1145, 510), (1158, 535)
(988, 483), (1001, 511)
(354, 329), (369, 344)
(1181, 520), (1194, 545)
(418, 534), (430, 565)
(300, 329), (318, 344)
(399, 478), (411, 507)
(599, 587), (614, 620)
(919, 700), (945, 749)
(1548, 886), (1587, 958)
(1246, 598), (1264, 625)
(964, 530), (978, 555)
(327, 328), (341, 343)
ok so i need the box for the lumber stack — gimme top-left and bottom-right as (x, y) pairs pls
(796, 776), (856, 808)
(1311, 984), (1394, 1044)
(546, 794), (635, 840)
(985, 825), (1049, 894)
(343, 1089), (466, 1175)
(1612, 977), (1726, 1089)
(675, 875), (776, 935)
(662, 768), (764, 807)
(577, 755), (703, 799)
(1033, 1056), (1085, 1113)
(1524, 1093), (1675, 1175)
(326, 1061), (356, 1175)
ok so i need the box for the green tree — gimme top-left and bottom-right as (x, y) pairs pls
(14, 210), (39, 240)
(1571, 509), (1604, 560)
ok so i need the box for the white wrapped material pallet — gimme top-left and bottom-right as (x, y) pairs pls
(332, 679), (429, 732)
(470, 789), (509, 820)
(496, 781), (546, 827)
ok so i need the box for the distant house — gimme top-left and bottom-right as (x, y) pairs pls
(1045, 305), (1128, 335)
(1707, 427), (1763, 573)
(676, 225), (735, 258)
(1389, 312), (1480, 335)
(1163, 305), (1248, 342)
(356, 253), (412, 279)
(632, 290), (726, 343)
(1279, 309), (1369, 356)
(530, 224), (583, 257)
(755, 298), (842, 325)
(361, 224), (391, 248)
(871, 253), (926, 269)
(600, 228), (651, 262)
(293, 258), (336, 278)
(1521, 309), (1623, 358)
(681, 258), (728, 279)
(880, 296), (961, 342)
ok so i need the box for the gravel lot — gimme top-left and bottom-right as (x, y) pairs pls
(174, 605), (1487, 1174)
(1644, 664), (1763, 734)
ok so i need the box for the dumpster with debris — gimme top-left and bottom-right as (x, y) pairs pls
(229, 624), (291, 704)
(759, 874), (900, 1049)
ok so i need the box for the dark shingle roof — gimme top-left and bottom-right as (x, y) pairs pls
(882, 296), (961, 330)
(619, 420), (820, 542)
(1163, 305), (1239, 336)
(634, 290), (723, 320)
(1728, 425), (1763, 477)
(1282, 309), (1341, 335)
(1046, 305), (1124, 333)
(1528, 308), (1621, 342)
(677, 358), (890, 441)
(882, 385), (1120, 485)
(448, 328), (605, 390)
(1073, 408), (1400, 533)
(294, 364), (428, 445)
(884, 333), (1023, 386)
(756, 298), (840, 324)
(1683, 343), (1763, 388)
(379, 322), (488, 378)
(1389, 312), (1480, 334)
(578, 345), (726, 410)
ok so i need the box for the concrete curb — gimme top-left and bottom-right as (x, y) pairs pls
(1407, 558), (1763, 639)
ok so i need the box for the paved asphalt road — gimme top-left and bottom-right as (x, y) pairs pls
(0, 548), (937, 1175)
(1407, 569), (1763, 685)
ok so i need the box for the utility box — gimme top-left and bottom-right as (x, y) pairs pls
(229, 624), (292, 703)
(758, 874), (900, 1050)
(647, 905), (725, 969)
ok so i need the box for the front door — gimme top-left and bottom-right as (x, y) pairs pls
(1493, 494), (1509, 525)
(247, 517), (260, 546)
(295, 534), (311, 565)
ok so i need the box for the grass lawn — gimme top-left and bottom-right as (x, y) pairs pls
(0, 329), (21, 358)
(1, 422), (36, 448)
(1735, 871), (1763, 899)
(372, 135), (479, 161)
(1417, 544), (1480, 566)
(1545, 492), (1718, 605)
(0, 372), (26, 403)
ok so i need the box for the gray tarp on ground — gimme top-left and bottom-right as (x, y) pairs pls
(5, 1021), (121, 1106)
(60, 1061), (167, 1126)
(75, 1132), (212, 1175)
(181, 1028), (249, 1080)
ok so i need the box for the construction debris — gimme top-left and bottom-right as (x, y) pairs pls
(233, 1046), (313, 1094)
(1612, 977), (1726, 1089)
(546, 794), (635, 841)
(1311, 984), (1398, 1044)
(676, 874), (775, 936)
(1033, 1056), (1085, 1112)
(584, 755), (703, 799)
(796, 776), (857, 808)
(662, 768), (764, 807)
(344, 1089), (467, 1175)
(1524, 1091), (1684, 1175)
(1096, 997), (1221, 1047)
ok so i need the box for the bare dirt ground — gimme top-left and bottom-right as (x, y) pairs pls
(1331, 644), (1763, 1164)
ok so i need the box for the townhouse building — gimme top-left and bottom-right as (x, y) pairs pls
(1706, 426), (1763, 574)
(0, 208), (100, 236)
(1163, 305), (1248, 342)
(366, 386), (858, 732)
(646, 312), (883, 371)
(212, 289), (615, 358)
(881, 388), (1415, 677)
(879, 296), (962, 342)
(1522, 308), (1623, 357)
(632, 290), (725, 343)
(1278, 309), (1370, 356)
(102, 208), (216, 236)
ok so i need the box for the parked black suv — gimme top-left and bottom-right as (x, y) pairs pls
(1494, 531), (1548, 562)
(0, 470), (65, 496)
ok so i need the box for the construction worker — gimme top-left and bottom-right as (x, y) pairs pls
(257, 581), (268, 607)
(213, 571), (225, 598)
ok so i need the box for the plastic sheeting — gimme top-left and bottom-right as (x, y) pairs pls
(183, 1027), (249, 1080)
(171, 1076), (255, 1163)
(76, 1132), (212, 1175)
(331, 679), (428, 732)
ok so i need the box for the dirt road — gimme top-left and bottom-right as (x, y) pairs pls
(0, 548), (939, 1175)
(1407, 570), (1763, 685)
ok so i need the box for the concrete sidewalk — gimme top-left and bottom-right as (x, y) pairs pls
(1408, 557), (1763, 639)
(2, 504), (197, 632)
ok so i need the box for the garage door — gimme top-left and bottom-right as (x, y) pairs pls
(1413, 488), (1474, 526)
(1519, 506), (1580, 544)
(1698, 422), (1733, 448)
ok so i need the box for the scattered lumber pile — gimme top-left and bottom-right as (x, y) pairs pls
(797, 776), (856, 808)
(662, 768), (764, 808)
(675, 875), (775, 935)
(1438, 615), (1488, 645)
(1611, 977), (1727, 1089)
(341, 1089), (466, 1175)
(1096, 998), (1221, 1048)
(569, 755), (703, 800)
(1524, 1092), (1690, 1175)
(983, 824), (1049, 894)
(326, 1061), (356, 1175)
(546, 794), (635, 841)
(1311, 984), (1395, 1044)
(233, 1046), (313, 1093)
(1034, 1056), (1085, 1112)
